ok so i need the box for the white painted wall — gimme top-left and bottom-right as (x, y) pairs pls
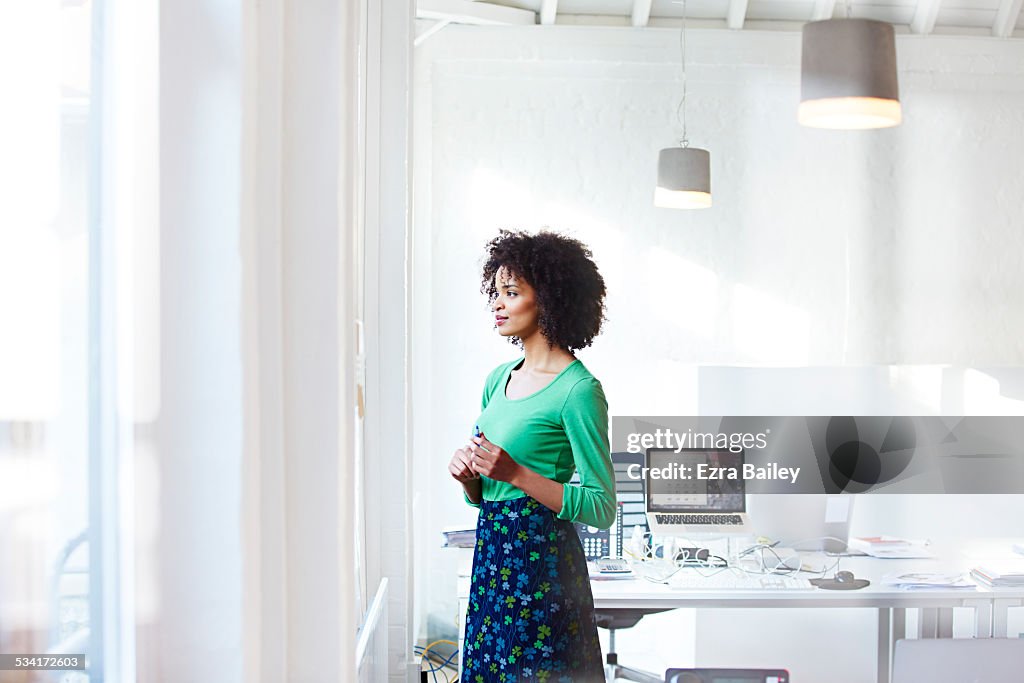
(411, 24), (1024, 682)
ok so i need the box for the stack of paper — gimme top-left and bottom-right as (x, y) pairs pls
(970, 564), (1024, 587)
(882, 571), (978, 591)
(441, 526), (477, 548)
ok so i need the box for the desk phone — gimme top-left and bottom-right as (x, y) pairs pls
(574, 523), (610, 560)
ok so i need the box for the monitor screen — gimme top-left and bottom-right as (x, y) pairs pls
(645, 448), (745, 513)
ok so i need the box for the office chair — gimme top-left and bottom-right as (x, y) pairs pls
(596, 608), (670, 682)
(892, 638), (1024, 683)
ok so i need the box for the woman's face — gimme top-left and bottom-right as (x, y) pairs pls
(492, 266), (539, 340)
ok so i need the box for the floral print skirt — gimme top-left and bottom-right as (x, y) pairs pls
(461, 496), (604, 683)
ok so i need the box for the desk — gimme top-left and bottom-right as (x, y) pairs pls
(454, 544), (1024, 683)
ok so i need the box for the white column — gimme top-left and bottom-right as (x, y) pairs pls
(157, 0), (361, 680)
(157, 0), (246, 678)
(363, 0), (417, 680)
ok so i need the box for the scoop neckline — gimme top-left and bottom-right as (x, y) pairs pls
(502, 356), (580, 402)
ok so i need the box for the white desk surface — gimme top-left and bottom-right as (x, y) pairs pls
(603, 555), (1013, 600)
(455, 538), (1024, 608)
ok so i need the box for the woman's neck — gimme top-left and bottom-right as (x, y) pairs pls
(519, 336), (575, 373)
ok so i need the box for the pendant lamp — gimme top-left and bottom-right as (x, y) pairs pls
(655, 147), (711, 209)
(799, 18), (901, 130)
(655, 0), (712, 209)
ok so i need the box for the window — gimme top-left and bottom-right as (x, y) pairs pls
(0, 2), (134, 680)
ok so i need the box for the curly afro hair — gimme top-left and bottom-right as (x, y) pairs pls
(480, 229), (607, 353)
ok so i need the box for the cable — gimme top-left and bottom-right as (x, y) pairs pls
(675, 0), (690, 148)
(415, 640), (459, 682)
(414, 646), (439, 683)
(734, 542), (801, 576)
(420, 640), (458, 657)
(736, 536), (861, 577)
(627, 533), (854, 588)
(416, 646), (458, 671)
(801, 555), (842, 578)
(630, 546), (731, 584)
(415, 650), (457, 683)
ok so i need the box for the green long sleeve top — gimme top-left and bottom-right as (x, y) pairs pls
(463, 356), (616, 530)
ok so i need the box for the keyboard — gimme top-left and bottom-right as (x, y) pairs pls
(655, 513), (744, 525)
(666, 573), (814, 591)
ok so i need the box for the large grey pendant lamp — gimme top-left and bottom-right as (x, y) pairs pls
(799, 11), (901, 129)
(655, 0), (712, 209)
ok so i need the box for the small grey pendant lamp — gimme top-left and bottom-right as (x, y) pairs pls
(655, 0), (712, 209)
(799, 4), (901, 129)
(655, 147), (711, 209)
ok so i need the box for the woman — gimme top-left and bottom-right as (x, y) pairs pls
(448, 229), (616, 683)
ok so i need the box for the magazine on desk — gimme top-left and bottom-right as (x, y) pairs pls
(881, 571), (978, 591)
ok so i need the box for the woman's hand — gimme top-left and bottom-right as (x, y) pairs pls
(448, 446), (479, 483)
(469, 432), (523, 484)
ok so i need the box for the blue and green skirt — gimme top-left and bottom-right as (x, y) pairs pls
(461, 496), (604, 683)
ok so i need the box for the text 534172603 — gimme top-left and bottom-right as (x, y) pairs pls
(0, 655), (86, 670)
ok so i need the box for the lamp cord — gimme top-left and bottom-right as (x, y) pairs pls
(675, 0), (689, 148)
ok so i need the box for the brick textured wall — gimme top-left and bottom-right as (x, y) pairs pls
(412, 24), (1024, 682)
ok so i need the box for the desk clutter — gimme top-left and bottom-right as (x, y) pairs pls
(447, 524), (1024, 595)
(970, 563), (1024, 587)
(583, 532), (1024, 592)
(580, 529), (877, 590)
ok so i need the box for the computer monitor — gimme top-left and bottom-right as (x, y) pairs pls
(746, 493), (854, 553)
(645, 448), (752, 536)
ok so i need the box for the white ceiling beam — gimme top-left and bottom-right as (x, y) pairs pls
(540, 0), (558, 25)
(631, 0), (654, 27)
(417, 0), (536, 25)
(910, 0), (942, 34)
(811, 0), (836, 21)
(414, 18), (453, 46)
(993, 0), (1024, 37)
(727, 0), (749, 28)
